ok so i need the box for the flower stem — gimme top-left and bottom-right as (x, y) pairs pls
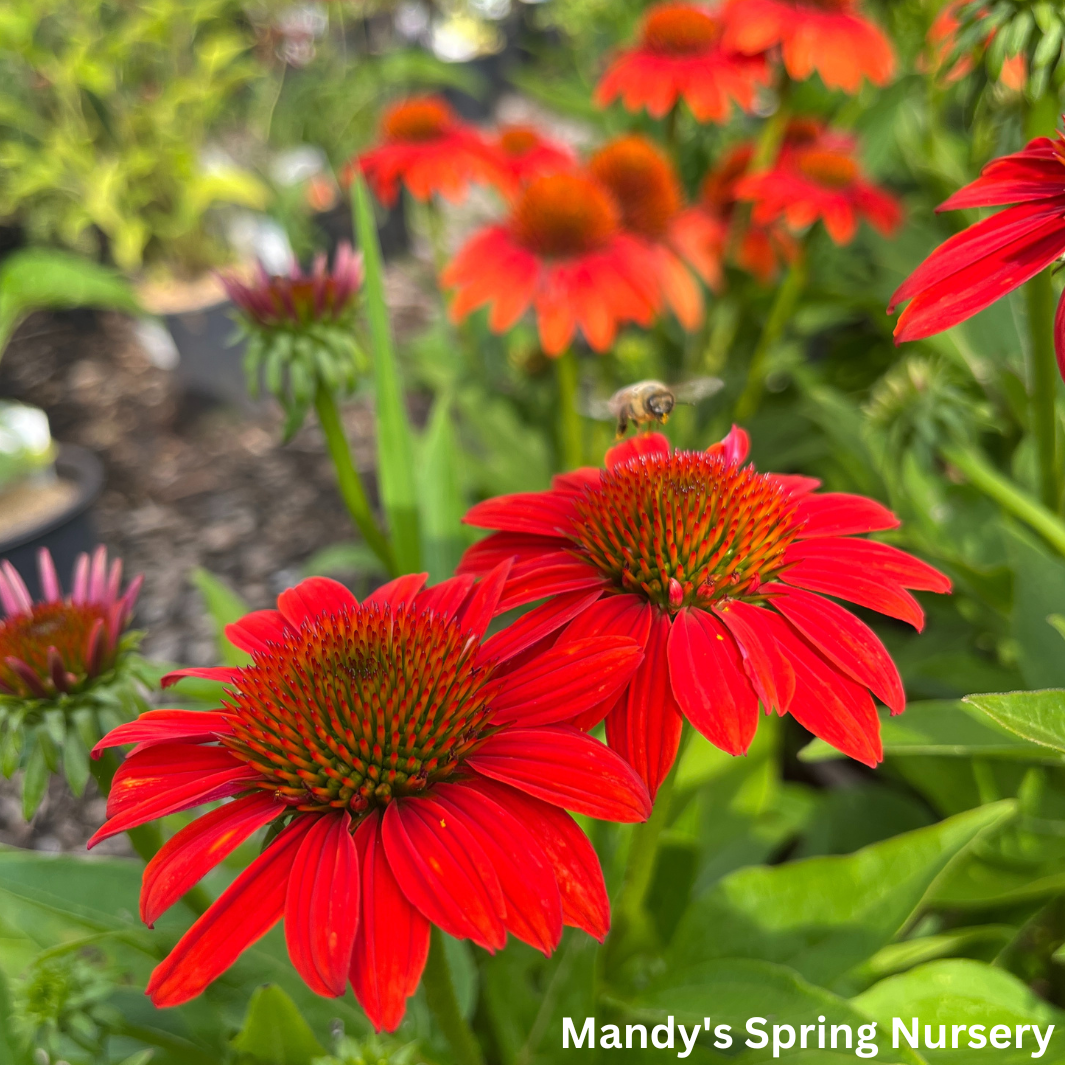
(941, 442), (1065, 557)
(423, 927), (485, 1065)
(1024, 267), (1062, 513)
(734, 252), (807, 421)
(555, 349), (583, 470)
(313, 383), (398, 575)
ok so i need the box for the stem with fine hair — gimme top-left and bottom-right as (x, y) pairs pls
(555, 349), (583, 470)
(941, 442), (1065, 557)
(313, 383), (397, 575)
(423, 927), (486, 1065)
(1024, 267), (1061, 512)
(734, 252), (807, 421)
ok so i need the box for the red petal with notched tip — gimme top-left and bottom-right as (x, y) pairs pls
(382, 798), (506, 951)
(351, 814), (429, 1033)
(714, 600), (795, 714)
(366, 573), (428, 608)
(605, 432), (670, 469)
(285, 811), (360, 998)
(604, 609), (682, 799)
(416, 574), (476, 620)
(161, 665), (242, 689)
(457, 531), (565, 576)
(141, 791), (285, 926)
(479, 588), (604, 665)
(938, 143), (1065, 210)
(667, 608), (758, 755)
(794, 493), (900, 538)
(707, 424), (749, 466)
(146, 817), (314, 1007)
(433, 784), (562, 954)
(277, 577), (358, 628)
(89, 745), (258, 848)
(467, 776), (610, 940)
(497, 555), (608, 612)
(91, 710), (234, 759)
(785, 538), (951, 592)
(770, 584), (905, 714)
(492, 635), (642, 726)
(762, 613), (882, 766)
(224, 610), (293, 654)
(456, 559), (512, 640)
(470, 724), (651, 822)
(464, 491), (578, 537)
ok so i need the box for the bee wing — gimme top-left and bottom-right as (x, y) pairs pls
(673, 376), (724, 404)
(582, 395), (616, 421)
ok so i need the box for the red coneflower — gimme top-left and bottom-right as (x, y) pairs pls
(0, 547), (141, 700)
(889, 129), (1065, 374)
(89, 570), (650, 1028)
(589, 134), (723, 330)
(459, 429), (950, 798)
(442, 170), (661, 355)
(354, 96), (495, 207)
(737, 120), (902, 245)
(595, 2), (770, 123)
(485, 125), (577, 199)
(723, 0), (894, 94)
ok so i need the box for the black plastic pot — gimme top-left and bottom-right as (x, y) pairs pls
(313, 191), (410, 263)
(165, 300), (254, 409)
(0, 445), (105, 600)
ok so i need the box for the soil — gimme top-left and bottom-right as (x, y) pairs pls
(0, 260), (434, 853)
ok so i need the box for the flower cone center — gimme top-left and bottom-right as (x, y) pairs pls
(499, 126), (541, 157)
(511, 172), (619, 257)
(590, 136), (682, 240)
(796, 149), (858, 188)
(642, 3), (720, 55)
(383, 98), (453, 143)
(0, 602), (112, 696)
(223, 603), (496, 814)
(570, 451), (803, 610)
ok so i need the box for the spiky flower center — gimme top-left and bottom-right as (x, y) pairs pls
(796, 149), (858, 188)
(0, 602), (112, 696)
(570, 451), (802, 611)
(383, 98), (453, 143)
(590, 136), (682, 240)
(511, 172), (619, 257)
(223, 603), (496, 815)
(641, 3), (720, 55)
(499, 126), (541, 157)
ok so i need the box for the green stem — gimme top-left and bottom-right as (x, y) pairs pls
(314, 383), (397, 575)
(734, 253), (807, 421)
(941, 442), (1065, 557)
(425, 198), (449, 279)
(1024, 267), (1061, 513)
(555, 349), (583, 470)
(423, 927), (485, 1065)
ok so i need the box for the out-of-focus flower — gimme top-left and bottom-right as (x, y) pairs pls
(0, 547), (144, 815)
(589, 134), (723, 329)
(442, 170), (661, 355)
(485, 125), (577, 198)
(723, 0), (894, 93)
(737, 120), (902, 245)
(890, 127), (1065, 378)
(923, 2), (1030, 91)
(459, 427), (951, 797)
(595, 2), (770, 123)
(222, 244), (367, 438)
(352, 96), (495, 207)
(91, 572), (650, 1028)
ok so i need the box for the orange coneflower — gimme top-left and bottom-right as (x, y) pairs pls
(485, 125), (577, 199)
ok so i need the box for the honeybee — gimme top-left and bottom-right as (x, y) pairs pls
(588, 378), (724, 437)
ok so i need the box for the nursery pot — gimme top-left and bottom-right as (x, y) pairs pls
(165, 299), (253, 409)
(0, 444), (104, 600)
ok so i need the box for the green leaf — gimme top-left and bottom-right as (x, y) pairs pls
(352, 175), (420, 574)
(20, 736), (48, 821)
(301, 541), (388, 578)
(62, 722), (91, 797)
(0, 249), (141, 357)
(418, 394), (467, 584)
(800, 701), (1060, 763)
(231, 984), (326, 1065)
(1005, 526), (1065, 688)
(853, 960), (1064, 1065)
(189, 567), (251, 668)
(668, 802), (1015, 992)
(963, 689), (1065, 755)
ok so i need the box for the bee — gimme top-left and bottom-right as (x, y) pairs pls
(588, 378), (724, 437)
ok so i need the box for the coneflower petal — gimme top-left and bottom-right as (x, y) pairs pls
(455, 531), (563, 576)
(416, 574), (476, 620)
(455, 559), (512, 640)
(497, 555), (607, 612)
(277, 577), (358, 628)
(366, 572), (428, 609)
(464, 492), (578, 539)
(0, 562), (32, 616)
(479, 588), (604, 665)
(224, 610), (293, 654)
(91, 709), (235, 759)
(714, 601), (795, 715)
(36, 549), (62, 603)
(793, 493), (900, 538)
